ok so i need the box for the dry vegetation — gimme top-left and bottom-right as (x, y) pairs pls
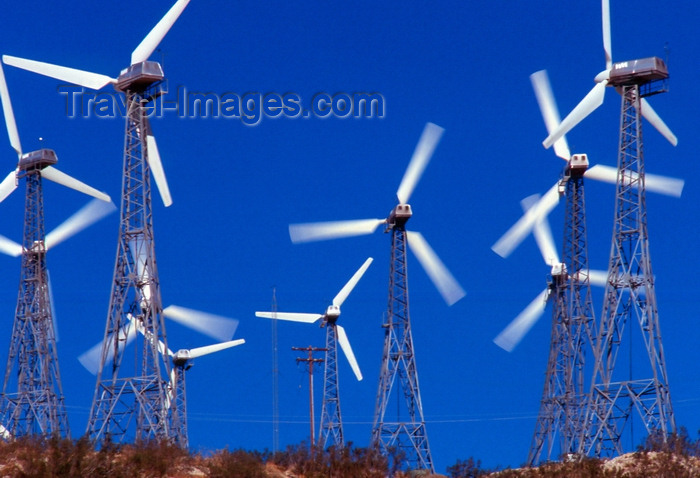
(0, 430), (699, 477)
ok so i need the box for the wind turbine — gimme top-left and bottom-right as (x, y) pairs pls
(78, 306), (240, 448)
(492, 70), (683, 260)
(289, 122), (463, 472)
(541, 0), (677, 149)
(0, 62), (114, 438)
(3, 0), (191, 444)
(494, 195), (606, 353)
(256, 257), (372, 448)
(80, 312), (243, 449)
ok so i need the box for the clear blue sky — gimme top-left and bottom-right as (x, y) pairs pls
(0, 0), (698, 472)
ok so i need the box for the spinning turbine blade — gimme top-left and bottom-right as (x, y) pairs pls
(78, 325), (137, 375)
(41, 166), (111, 202)
(0, 234), (21, 257)
(0, 170), (17, 203)
(2, 55), (116, 90)
(587, 269), (609, 287)
(643, 171), (684, 197)
(585, 164), (684, 197)
(406, 231), (465, 306)
(492, 183), (560, 258)
(494, 288), (549, 352)
(45, 198), (117, 250)
(127, 313), (173, 357)
(333, 257), (373, 307)
(0, 63), (21, 158)
(602, 0), (612, 70)
(46, 270), (59, 342)
(521, 194), (559, 266)
(396, 122), (444, 204)
(255, 311), (322, 323)
(146, 135), (172, 207)
(640, 98), (678, 146)
(131, 0), (191, 65)
(186, 339), (246, 360)
(543, 81), (607, 149)
(164, 305), (238, 342)
(530, 70), (570, 161)
(336, 325), (362, 381)
(289, 218), (385, 243)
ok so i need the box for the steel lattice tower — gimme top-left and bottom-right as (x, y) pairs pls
(318, 324), (343, 447)
(372, 226), (433, 473)
(169, 359), (189, 448)
(0, 166), (69, 438)
(86, 84), (173, 444)
(528, 163), (597, 465)
(582, 80), (675, 457)
(289, 122), (462, 472)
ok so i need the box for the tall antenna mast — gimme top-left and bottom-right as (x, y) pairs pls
(271, 287), (279, 453)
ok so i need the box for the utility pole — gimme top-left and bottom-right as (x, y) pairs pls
(293, 346), (326, 448)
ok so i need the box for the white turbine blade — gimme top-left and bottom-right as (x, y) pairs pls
(521, 194), (559, 266)
(78, 339), (107, 375)
(588, 269), (609, 287)
(45, 198), (117, 250)
(643, 171), (684, 197)
(543, 81), (607, 149)
(602, 0), (612, 69)
(163, 305), (239, 342)
(494, 288), (549, 352)
(165, 367), (176, 410)
(146, 135), (172, 207)
(640, 98), (678, 147)
(2, 55), (115, 90)
(255, 311), (322, 323)
(129, 238), (153, 307)
(131, 0), (191, 65)
(396, 122), (444, 204)
(187, 339), (246, 360)
(492, 183), (560, 258)
(583, 164), (617, 184)
(585, 164), (683, 197)
(0, 169), (18, 203)
(0, 234), (21, 257)
(289, 218), (385, 243)
(127, 313), (173, 357)
(530, 70), (570, 160)
(46, 270), (59, 342)
(41, 166), (111, 202)
(406, 231), (465, 306)
(332, 257), (373, 307)
(336, 325), (362, 381)
(78, 325), (137, 375)
(0, 63), (21, 158)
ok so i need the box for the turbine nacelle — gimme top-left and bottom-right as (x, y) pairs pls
(568, 154), (589, 172)
(172, 349), (195, 367)
(386, 204), (413, 231)
(608, 57), (668, 88)
(324, 305), (341, 323)
(116, 61), (165, 93)
(19, 149), (57, 172)
(550, 263), (568, 285)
